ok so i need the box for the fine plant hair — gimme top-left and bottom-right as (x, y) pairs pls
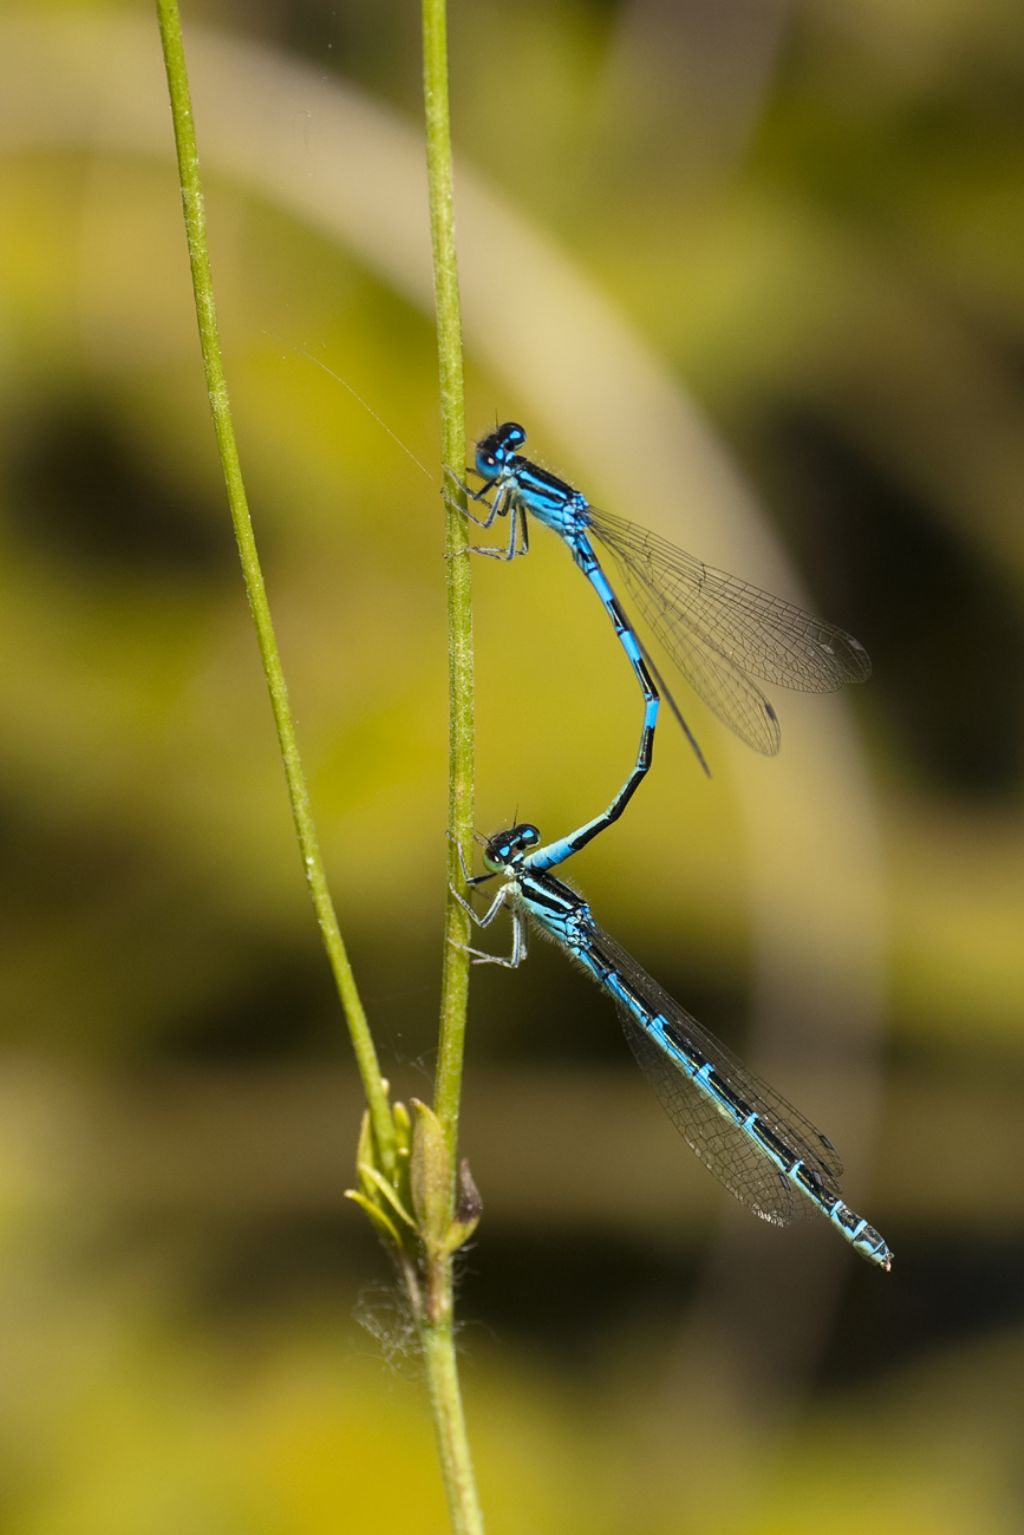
(353, 1283), (423, 1376)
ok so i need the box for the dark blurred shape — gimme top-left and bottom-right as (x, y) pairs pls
(8, 393), (235, 579)
(761, 406), (1024, 798)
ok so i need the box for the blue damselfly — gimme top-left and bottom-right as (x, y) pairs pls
(456, 821), (892, 1269)
(462, 423), (871, 862)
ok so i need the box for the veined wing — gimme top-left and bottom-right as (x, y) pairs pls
(635, 594), (782, 755)
(593, 925), (844, 1226)
(589, 505), (871, 695)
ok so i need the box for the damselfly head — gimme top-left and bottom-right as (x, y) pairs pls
(474, 421), (527, 481)
(482, 822), (540, 871)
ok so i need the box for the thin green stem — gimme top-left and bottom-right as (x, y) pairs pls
(423, 0), (475, 1162)
(154, 0), (395, 1175)
(421, 1316), (483, 1535)
(421, 3), (484, 1533)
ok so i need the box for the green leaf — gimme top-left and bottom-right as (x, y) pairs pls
(360, 1164), (416, 1231)
(344, 1189), (401, 1249)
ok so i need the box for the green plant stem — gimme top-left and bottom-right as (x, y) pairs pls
(423, 0), (475, 1162)
(421, 3), (483, 1533)
(154, 0), (395, 1176)
(421, 1317), (482, 1535)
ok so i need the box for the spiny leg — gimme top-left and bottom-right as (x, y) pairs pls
(463, 497), (527, 560)
(442, 466), (500, 531)
(449, 880), (508, 930)
(449, 896), (528, 968)
(444, 473), (528, 559)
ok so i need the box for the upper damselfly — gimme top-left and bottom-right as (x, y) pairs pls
(460, 423), (870, 862)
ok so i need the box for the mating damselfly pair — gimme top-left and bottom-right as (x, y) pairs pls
(454, 422), (890, 1270)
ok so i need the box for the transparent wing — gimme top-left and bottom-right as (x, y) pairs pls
(592, 925), (844, 1227)
(588, 506), (870, 750)
(635, 592), (782, 755)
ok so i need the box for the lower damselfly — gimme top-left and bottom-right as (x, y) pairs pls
(456, 820), (891, 1270)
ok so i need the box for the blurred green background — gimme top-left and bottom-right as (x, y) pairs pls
(2, 2), (1022, 1531)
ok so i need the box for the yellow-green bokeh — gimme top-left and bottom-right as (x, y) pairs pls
(1, 3), (1021, 1531)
